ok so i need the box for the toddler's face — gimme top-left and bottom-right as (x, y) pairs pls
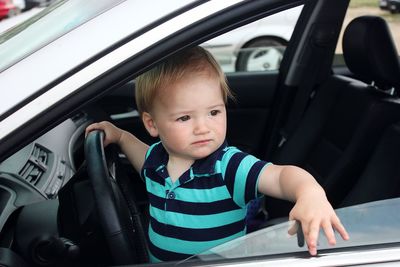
(148, 71), (226, 162)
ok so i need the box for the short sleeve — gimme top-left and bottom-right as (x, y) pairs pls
(219, 147), (270, 208)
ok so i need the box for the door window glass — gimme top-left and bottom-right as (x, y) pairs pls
(334, 0), (400, 66)
(202, 6), (302, 73)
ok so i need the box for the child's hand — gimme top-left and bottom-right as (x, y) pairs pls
(85, 121), (123, 147)
(287, 191), (349, 256)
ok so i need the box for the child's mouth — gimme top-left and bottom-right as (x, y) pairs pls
(192, 139), (211, 145)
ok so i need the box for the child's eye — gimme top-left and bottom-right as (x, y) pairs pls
(209, 110), (221, 116)
(177, 115), (190, 122)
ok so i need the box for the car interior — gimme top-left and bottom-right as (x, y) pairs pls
(0, 0), (400, 266)
(261, 14), (400, 220)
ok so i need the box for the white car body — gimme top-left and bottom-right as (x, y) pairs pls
(12, 0), (25, 11)
(203, 5), (302, 72)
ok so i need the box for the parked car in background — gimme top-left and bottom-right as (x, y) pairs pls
(12, 0), (25, 12)
(0, 6), (44, 34)
(23, 0), (55, 11)
(23, 0), (39, 11)
(203, 6), (302, 72)
(0, 0), (17, 20)
(388, 0), (400, 12)
(0, 0), (400, 266)
(379, 0), (400, 13)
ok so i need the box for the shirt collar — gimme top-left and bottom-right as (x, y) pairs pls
(143, 141), (228, 176)
(191, 141), (227, 175)
(142, 141), (168, 170)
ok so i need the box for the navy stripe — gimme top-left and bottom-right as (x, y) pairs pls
(179, 173), (224, 189)
(149, 241), (191, 262)
(165, 198), (240, 215)
(244, 161), (266, 203)
(150, 217), (245, 241)
(148, 192), (239, 215)
(145, 169), (164, 185)
(224, 152), (247, 196)
(148, 192), (166, 210)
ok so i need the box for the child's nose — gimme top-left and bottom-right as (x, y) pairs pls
(193, 118), (210, 135)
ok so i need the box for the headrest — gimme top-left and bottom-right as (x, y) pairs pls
(343, 16), (400, 89)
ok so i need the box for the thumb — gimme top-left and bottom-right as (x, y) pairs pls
(287, 220), (298, 236)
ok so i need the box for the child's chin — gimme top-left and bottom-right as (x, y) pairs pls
(191, 148), (215, 159)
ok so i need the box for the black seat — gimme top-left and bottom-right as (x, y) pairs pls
(263, 15), (400, 220)
(340, 122), (400, 207)
(341, 16), (400, 90)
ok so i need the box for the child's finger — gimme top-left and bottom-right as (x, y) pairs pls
(85, 123), (105, 138)
(287, 220), (298, 236)
(304, 220), (319, 256)
(85, 124), (98, 137)
(332, 216), (350, 241)
(321, 220), (336, 245)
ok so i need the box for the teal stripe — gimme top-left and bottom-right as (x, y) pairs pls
(150, 206), (246, 228)
(217, 147), (241, 178)
(146, 177), (166, 198)
(234, 154), (259, 207)
(175, 186), (231, 203)
(214, 160), (222, 175)
(149, 225), (245, 255)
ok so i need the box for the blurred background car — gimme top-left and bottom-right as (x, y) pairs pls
(0, 0), (18, 20)
(202, 5), (302, 72)
(388, 0), (400, 12)
(379, 0), (400, 13)
(23, 0), (55, 11)
(380, 0), (389, 9)
(12, 0), (25, 12)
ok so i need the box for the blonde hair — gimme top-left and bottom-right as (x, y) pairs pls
(135, 46), (233, 115)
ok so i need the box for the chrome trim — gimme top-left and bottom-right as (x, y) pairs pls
(110, 110), (139, 120)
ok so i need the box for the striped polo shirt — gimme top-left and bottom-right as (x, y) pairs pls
(141, 141), (270, 262)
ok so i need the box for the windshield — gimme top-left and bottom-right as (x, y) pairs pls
(190, 198), (400, 261)
(0, 0), (125, 72)
(0, 0), (196, 119)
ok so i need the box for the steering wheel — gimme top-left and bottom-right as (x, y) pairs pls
(84, 130), (148, 265)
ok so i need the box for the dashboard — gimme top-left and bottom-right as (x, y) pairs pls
(0, 111), (91, 242)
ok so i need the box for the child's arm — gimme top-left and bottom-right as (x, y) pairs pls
(85, 121), (149, 173)
(258, 164), (349, 256)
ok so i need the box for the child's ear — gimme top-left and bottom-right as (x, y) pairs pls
(142, 112), (159, 137)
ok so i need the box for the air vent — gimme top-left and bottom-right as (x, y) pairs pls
(19, 144), (49, 186)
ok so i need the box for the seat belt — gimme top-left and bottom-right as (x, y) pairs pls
(278, 67), (318, 147)
(277, 45), (326, 148)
